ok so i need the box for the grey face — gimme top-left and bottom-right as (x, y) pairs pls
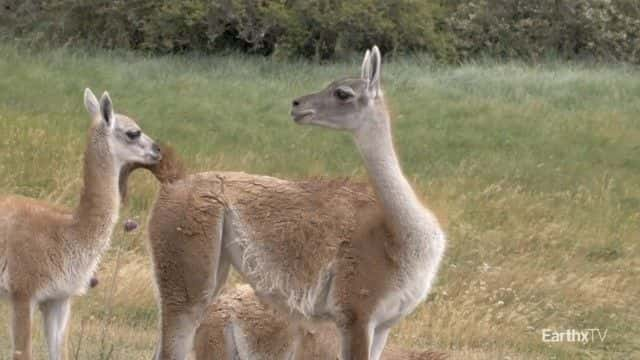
(290, 46), (384, 132)
(110, 114), (161, 166)
(291, 78), (372, 131)
(83, 88), (161, 167)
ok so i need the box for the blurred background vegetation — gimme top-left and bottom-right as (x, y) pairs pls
(1, 0), (639, 63)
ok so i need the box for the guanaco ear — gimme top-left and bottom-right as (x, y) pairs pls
(84, 88), (100, 118)
(361, 49), (371, 80)
(367, 46), (382, 98)
(99, 91), (114, 129)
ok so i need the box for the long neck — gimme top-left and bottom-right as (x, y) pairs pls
(353, 102), (438, 245)
(71, 126), (121, 248)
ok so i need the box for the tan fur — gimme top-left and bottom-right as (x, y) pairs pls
(148, 47), (445, 360)
(147, 168), (397, 357)
(142, 143), (187, 184)
(0, 90), (159, 360)
(148, 170), (425, 359)
(193, 285), (447, 360)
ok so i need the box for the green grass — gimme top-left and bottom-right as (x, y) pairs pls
(0, 42), (639, 359)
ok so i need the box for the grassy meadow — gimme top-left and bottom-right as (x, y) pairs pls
(0, 43), (638, 359)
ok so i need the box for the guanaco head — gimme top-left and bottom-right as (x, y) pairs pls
(83, 88), (161, 167)
(291, 46), (384, 132)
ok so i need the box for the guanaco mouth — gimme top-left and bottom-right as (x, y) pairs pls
(291, 109), (315, 123)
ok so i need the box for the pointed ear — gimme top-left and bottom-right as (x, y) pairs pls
(367, 46), (382, 98)
(361, 49), (371, 80)
(99, 91), (114, 128)
(84, 88), (100, 118)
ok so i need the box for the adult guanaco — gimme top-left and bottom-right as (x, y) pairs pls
(147, 47), (444, 360)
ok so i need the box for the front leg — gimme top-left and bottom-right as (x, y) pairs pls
(157, 306), (202, 360)
(40, 297), (71, 360)
(10, 296), (34, 360)
(157, 257), (231, 360)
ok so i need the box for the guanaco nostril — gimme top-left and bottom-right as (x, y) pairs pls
(152, 143), (160, 153)
(292, 99), (300, 107)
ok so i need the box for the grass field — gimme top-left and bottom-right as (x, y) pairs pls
(0, 42), (638, 359)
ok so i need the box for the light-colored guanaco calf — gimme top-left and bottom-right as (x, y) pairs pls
(147, 46), (445, 360)
(0, 89), (161, 360)
(193, 284), (447, 360)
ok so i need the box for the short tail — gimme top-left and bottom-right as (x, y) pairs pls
(118, 143), (187, 204)
(145, 143), (187, 184)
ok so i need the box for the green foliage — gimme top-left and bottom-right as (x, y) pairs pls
(2, 0), (640, 63)
(241, 0), (454, 60)
(447, 0), (640, 63)
(140, 0), (211, 51)
(0, 0), (207, 50)
(0, 0), (452, 59)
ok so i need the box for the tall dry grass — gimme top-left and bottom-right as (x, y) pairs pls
(0, 43), (638, 359)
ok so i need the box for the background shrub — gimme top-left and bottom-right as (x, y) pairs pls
(0, 0), (639, 63)
(0, 0), (452, 60)
(447, 0), (640, 63)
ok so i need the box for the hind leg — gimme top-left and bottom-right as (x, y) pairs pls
(151, 201), (229, 360)
(157, 237), (231, 359)
(157, 307), (202, 360)
(157, 256), (230, 360)
(156, 264), (230, 360)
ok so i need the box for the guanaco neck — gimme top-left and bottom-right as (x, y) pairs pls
(70, 124), (121, 248)
(353, 100), (442, 259)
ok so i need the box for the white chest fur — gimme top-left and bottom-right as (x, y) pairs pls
(36, 235), (110, 301)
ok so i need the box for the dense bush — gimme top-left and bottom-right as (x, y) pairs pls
(0, 0), (210, 50)
(1, 0), (639, 63)
(447, 0), (640, 63)
(0, 0), (452, 60)
(208, 0), (453, 59)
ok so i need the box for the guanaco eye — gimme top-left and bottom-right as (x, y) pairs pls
(126, 130), (141, 140)
(334, 88), (354, 101)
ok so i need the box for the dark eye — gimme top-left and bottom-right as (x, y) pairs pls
(334, 88), (353, 101)
(126, 130), (141, 140)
